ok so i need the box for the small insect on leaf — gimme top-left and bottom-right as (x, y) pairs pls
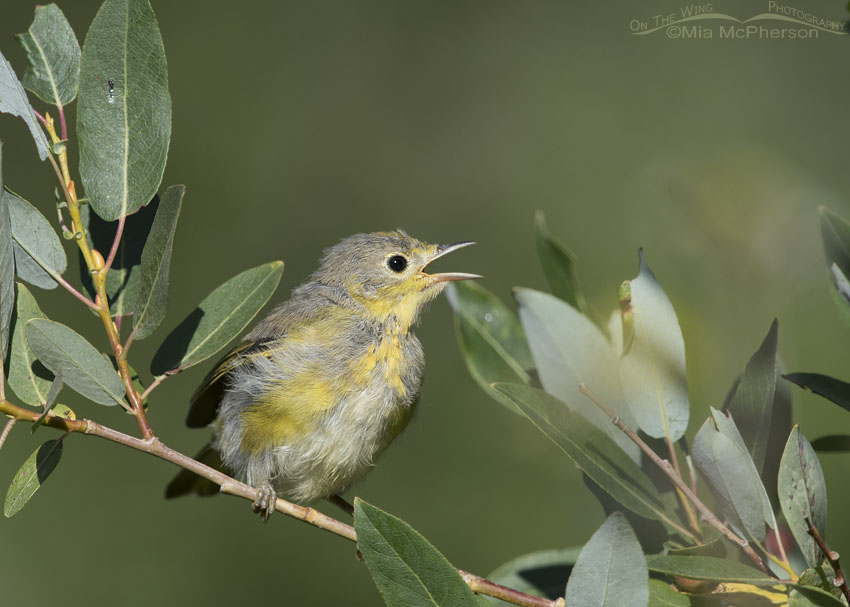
(4, 439), (63, 517)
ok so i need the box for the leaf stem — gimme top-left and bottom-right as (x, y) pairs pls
(0, 397), (562, 607)
(806, 517), (850, 604)
(579, 383), (772, 576)
(54, 274), (100, 311)
(103, 213), (125, 273)
(140, 375), (166, 401)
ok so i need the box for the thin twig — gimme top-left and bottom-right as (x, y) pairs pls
(140, 375), (166, 401)
(33, 109), (47, 127)
(460, 570), (559, 607)
(55, 275), (100, 311)
(0, 397), (560, 607)
(0, 418), (16, 450)
(579, 383), (771, 576)
(806, 517), (850, 604)
(103, 213), (125, 272)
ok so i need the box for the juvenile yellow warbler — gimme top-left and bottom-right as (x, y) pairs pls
(166, 230), (478, 519)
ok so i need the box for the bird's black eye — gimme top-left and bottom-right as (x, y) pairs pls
(387, 255), (408, 273)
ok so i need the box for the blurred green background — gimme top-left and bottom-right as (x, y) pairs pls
(2, 1), (850, 605)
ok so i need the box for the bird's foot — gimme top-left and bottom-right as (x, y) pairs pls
(252, 485), (277, 522)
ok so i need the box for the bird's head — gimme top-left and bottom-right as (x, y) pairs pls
(312, 230), (479, 329)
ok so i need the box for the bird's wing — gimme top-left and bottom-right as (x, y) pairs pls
(185, 339), (274, 428)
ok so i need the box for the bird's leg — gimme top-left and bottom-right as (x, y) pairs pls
(252, 484), (277, 522)
(327, 494), (354, 517)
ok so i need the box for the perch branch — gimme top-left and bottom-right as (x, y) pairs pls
(0, 397), (561, 607)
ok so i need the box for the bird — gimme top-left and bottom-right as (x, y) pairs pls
(166, 230), (479, 520)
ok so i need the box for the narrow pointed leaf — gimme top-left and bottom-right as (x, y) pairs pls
(15, 4), (81, 105)
(516, 288), (639, 461)
(618, 251), (689, 441)
(484, 548), (581, 604)
(446, 282), (533, 414)
(4, 439), (62, 517)
(783, 373), (850, 415)
(0, 50), (50, 160)
(564, 513), (648, 607)
(646, 555), (772, 584)
(133, 184), (182, 339)
(494, 383), (670, 523)
(8, 284), (53, 406)
(31, 371), (64, 432)
(0, 144), (14, 358)
(707, 408), (776, 531)
(354, 498), (479, 607)
(724, 319), (778, 472)
(534, 210), (588, 313)
(691, 413), (770, 542)
(26, 318), (125, 406)
(778, 426), (827, 568)
(77, 0), (171, 221)
(5, 188), (66, 289)
(151, 261), (283, 374)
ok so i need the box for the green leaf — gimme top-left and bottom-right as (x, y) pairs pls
(4, 188), (67, 290)
(811, 435), (850, 452)
(484, 548), (581, 604)
(30, 371), (64, 432)
(564, 513), (648, 607)
(789, 587), (848, 607)
(0, 50), (50, 160)
(4, 439), (63, 517)
(819, 206), (850, 281)
(8, 283), (53, 406)
(0, 144), (14, 358)
(778, 426), (827, 568)
(534, 210), (589, 314)
(691, 409), (773, 542)
(515, 288), (639, 461)
(618, 251), (689, 442)
(646, 555), (772, 584)
(15, 4), (81, 106)
(132, 184), (183, 339)
(724, 319), (778, 472)
(77, 0), (171, 221)
(26, 318), (126, 406)
(493, 383), (670, 523)
(647, 580), (688, 607)
(446, 281), (533, 414)
(783, 373), (850, 415)
(151, 261), (284, 374)
(354, 498), (479, 607)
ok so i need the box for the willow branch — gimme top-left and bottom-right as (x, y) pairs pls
(806, 517), (850, 604)
(579, 383), (771, 576)
(0, 397), (560, 607)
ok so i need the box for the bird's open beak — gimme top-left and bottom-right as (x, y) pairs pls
(422, 241), (482, 283)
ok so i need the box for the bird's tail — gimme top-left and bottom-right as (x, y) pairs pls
(165, 443), (227, 499)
